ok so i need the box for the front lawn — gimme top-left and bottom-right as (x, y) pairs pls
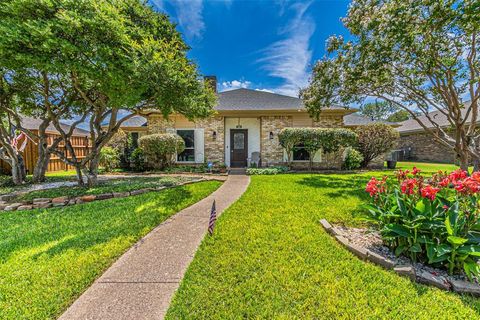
(16, 176), (196, 201)
(396, 161), (461, 173)
(0, 180), (221, 320)
(167, 173), (480, 319)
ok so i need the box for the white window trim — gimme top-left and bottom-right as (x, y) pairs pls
(176, 128), (196, 163)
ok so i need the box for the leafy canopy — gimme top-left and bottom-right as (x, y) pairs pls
(300, 0), (480, 169)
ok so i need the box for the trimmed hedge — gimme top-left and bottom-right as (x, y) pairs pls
(278, 128), (358, 169)
(139, 133), (185, 169)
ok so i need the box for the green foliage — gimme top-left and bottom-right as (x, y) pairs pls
(278, 128), (358, 169)
(139, 133), (185, 169)
(246, 166), (288, 175)
(362, 168), (480, 279)
(130, 147), (145, 172)
(299, 0), (480, 170)
(360, 101), (398, 121)
(167, 173), (480, 319)
(343, 147), (363, 170)
(99, 147), (120, 172)
(386, 110), (410, 123)
(0, 181), (221, 319)
(356, 123), (399, 167)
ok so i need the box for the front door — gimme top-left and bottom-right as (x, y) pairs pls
(230, 129), (248, 167)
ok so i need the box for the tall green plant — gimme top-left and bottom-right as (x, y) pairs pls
(278, 127), (357, 170)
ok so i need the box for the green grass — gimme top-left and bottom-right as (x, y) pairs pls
(0, 180), (221, 320)
(166, 173), (480, 319)
(17, 176), (195, 201)
(395, 161), (461, 173)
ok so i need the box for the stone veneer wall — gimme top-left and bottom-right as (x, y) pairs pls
(260, 114), (345, 169)
(147, 114), (225, 164)
(398, 132), (455, 163)
(260, 116), (292, 166)
(312, 114), (344, 128)
(196, 116), (225, 163)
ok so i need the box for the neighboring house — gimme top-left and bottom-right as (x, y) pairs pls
(115, 115), (148, 148)
(396, 104), (475, 163)
(0, 116), (90, 174)
(138, 77), (366, 169)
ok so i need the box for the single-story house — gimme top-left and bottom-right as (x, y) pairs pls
(0, 116), (90, 174)
(396, 103), (474, 163)
(134, 77), (382, 169)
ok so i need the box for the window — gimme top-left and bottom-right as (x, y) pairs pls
(177, 130), (195, 162)
(293, 143), (310, 161)
(130, 132), (139, 149)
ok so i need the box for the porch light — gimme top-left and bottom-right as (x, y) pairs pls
(269, 131), (274, 140)
(212, 131), (217, 140)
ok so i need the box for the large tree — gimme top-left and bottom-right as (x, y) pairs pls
(300, 0), (480, 171)
(0, 0), (216, 186)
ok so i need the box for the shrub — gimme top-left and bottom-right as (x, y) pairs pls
(246, 166), (289, 175)
(139, 133), (185, 169)
(356, 123), (399, 168)
(361, 167), (480, 280)
(343, 147), (363, 170)
(99, 147), (120, 172)
(130, 147), (145, 172)
(279, 128), (357, 169)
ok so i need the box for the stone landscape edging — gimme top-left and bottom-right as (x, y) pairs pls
(0, 178), (222, 212)
(319, 219), (480, 296)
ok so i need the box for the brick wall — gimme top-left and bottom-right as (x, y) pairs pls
(260, 116), (292, 166)
(146, 114), (225, 163)
(398, 132), (455, 163)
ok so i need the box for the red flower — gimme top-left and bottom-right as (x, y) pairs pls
(401, 178), (417, 195)
(454, 177), (480, 194)
(395, 169), (409, 181)
(439, 178), (450, 187)
(421, 185), (440, 201)
(366, 177), (381, 197)
(412, 166), (421, 175)
(449, 169), (467, 182)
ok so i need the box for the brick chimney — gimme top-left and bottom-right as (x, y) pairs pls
(204, 75), (217, 93)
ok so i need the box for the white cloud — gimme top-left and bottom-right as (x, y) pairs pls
(220, 80), (252, 91)
(151, 0), (205, 40)
(257, 1), (315, 97)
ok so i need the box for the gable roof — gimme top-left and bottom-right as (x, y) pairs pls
(21, 116), (90, 136)
(216, 88), (349, 112)
(120, 115), (147, 127)
(397, 102), (474, 134)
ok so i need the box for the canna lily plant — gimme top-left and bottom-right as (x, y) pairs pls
(362, 167), (480, 280)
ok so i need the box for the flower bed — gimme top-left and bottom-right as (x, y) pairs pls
(362, 167), (480, 281)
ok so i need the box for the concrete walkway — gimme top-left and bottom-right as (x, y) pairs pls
(59, 174), (250, 320)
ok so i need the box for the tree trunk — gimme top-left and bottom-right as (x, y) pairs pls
(458, 151), (469, 173)
(85, 151), (101, 187)
(33, 144), (50, 183)
(10, 155), (26, 185)
(75, 165), (85, 186)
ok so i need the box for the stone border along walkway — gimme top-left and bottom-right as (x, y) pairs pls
(59, 174), (250, 320)
(320, 219), (480, 296)
(0, 175), (228, 212)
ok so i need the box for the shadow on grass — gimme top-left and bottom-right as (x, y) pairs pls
(296, 175), (371, 200)
(0, 186), (193, 262)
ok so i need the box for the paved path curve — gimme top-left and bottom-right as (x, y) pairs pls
(59, 174), (250, 320)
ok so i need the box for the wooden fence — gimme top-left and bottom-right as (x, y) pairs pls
(0, 131), (90, 174)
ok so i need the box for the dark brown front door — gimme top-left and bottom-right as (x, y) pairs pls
(230, 129), (248, 167)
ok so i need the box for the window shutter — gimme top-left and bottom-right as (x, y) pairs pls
(194, 129), (205, 163)
(313, 149), (322, 163)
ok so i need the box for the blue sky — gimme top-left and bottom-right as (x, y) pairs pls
(149, 0), (351, 97)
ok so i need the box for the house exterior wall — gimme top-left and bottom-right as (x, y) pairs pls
(145, 112), (348, 169)
(398, 132), (455, 163)
(225, 118), (260, 166)
(147, 114), (225, 164)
